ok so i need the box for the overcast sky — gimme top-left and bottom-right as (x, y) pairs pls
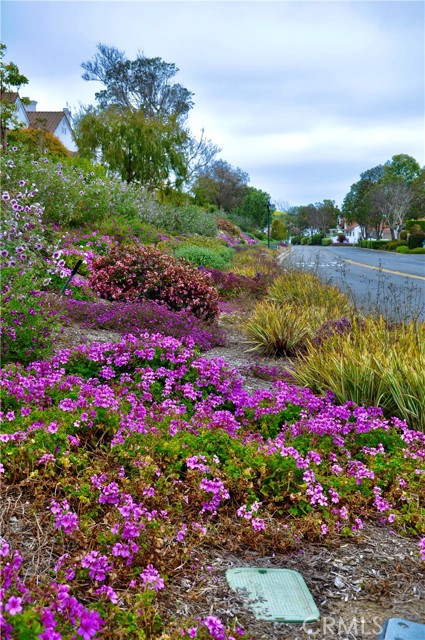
(2, 0), (424, 208)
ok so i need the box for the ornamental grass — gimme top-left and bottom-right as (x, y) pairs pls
(242, 301), (329, 356)
(292, 316), (425, 432)
(267, 272), (354, 317)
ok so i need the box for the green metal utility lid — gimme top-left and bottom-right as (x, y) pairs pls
(226, 568), (320, 623)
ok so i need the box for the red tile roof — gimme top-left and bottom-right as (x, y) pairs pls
(27, 111), (67, 133)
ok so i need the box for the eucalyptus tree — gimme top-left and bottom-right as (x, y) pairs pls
(81, 43), (194, 122)
(78, 44), (221, 192)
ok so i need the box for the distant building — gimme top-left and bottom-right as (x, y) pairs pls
(3, 93), (77, 152)
(3, 92), (30, 128)
(26, 101), (77, 152)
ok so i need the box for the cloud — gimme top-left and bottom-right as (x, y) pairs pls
(2, 0), (424, 206)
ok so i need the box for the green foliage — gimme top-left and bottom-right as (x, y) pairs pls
(0, 43), (29, 150)
(384, 240), (408, 251)
(174, 244), (233, 270)
(192, 159), (249, 211)
(75, 105), (188, 190)
(270, 218), (286, 240)
(291, 234), (302, 245)
(396, 245), (410, 254)
(231, 186), (271, 229)
(322, 237), (332, 246)
(358, 239), (389, 249)
(383, 154), (421, 184)
(307, 233), (325, 245)
(409, 247), (425, 254)
(292, 317), (425, 432)
(300, 236), (309, 245)
(406, 219), (425, 232)
(408, 231), (425, 250)
(1, 271), (61, 366)
(243, 273), (354, 356)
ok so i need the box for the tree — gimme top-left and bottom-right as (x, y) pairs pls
(192, 160), (249, 211)
(271, 218), (287, 241)
(370, 180), (413, 240)
(383, 154), (421, 184)
(311, 200), (339, 235)
(231, 186), (271, 229)
(342, 180), (378, 239)
(406, 168), (425, 219)
(81, 43), (194, 122)
(342, 163), (390, 239)
(0, 43), (29, 151)
(180, 127), (221, 187)
(75, 105), (188, 189)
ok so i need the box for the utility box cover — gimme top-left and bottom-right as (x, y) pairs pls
(226, 567), (320, 623)
(377, 618), (425, 640)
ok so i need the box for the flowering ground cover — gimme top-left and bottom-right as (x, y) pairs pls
(1, 145), (424, 638)
(1, 332), (424, 638)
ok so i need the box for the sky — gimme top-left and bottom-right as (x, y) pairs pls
(1, 0), (424, 208)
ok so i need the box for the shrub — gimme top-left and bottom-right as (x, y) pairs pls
(336, 233), (347, 243)
(88, 244), (219, 320)
(174, 241), (234, 270)
(291, 235), (302, 245)
(384, 240), (408, 251)
(310, 233), (325, 245)
(321, 237), (332, 246)
(7, 128), (71, 159)
(406, 219), (425, 233)
(174, 245), (230, 270)
(292, 316), (425, 432)
(410, 247), (425, 254)
(271, 218), (286, 241)
(396, 246), (410, 254)
(358, 239), (389, 249)
(300, 236), (309, 245)
(199, 267), (268, 300)
(408, 231), (425, 250)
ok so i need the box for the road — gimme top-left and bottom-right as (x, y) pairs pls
(280, 245), (425, 322)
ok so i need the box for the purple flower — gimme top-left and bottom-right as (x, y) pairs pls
(5, 595), (23, 616)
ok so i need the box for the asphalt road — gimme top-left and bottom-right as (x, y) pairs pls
(281, 245), (425, 322)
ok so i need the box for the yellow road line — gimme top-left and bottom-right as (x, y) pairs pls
(341, 257), (425, 281)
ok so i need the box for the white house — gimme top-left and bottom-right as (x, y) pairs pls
(335, 223), (363, 244)
(4, 92), (30, 127)
(26, 101), (77, 153)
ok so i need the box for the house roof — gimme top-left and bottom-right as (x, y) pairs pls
(27, 111), (68, 132)
(2, 91), (20, 103)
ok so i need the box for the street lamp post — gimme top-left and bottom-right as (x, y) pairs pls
(267, 201), (273, 249)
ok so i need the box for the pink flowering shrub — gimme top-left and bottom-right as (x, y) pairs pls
(89, 245), (219, 320)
